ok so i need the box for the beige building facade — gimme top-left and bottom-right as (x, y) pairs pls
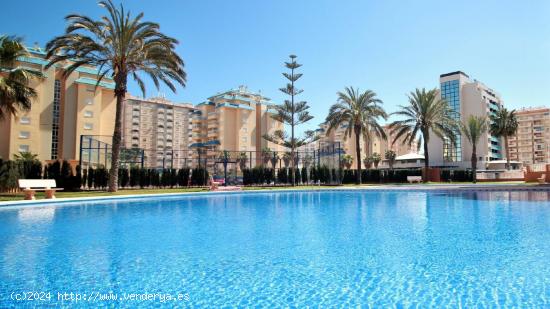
(508, 107), (550, 165)
(191, 86), (284, 165)
(122, 96), (195, 169)
(0, 47), (116, 164)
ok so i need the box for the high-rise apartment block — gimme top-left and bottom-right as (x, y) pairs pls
(122, 95), (195, 168)
(428, 71), (504, 167)
(191, 86), (284, 163)
(0, 47), (116, 163)
(508, 107), (550, 165)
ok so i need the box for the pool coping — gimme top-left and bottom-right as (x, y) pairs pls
(1, 183), (550, 209)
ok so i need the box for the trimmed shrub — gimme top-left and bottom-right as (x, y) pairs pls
(191, 167), (208, 186)
(0, 160), (20, 192)
(177, 168), (190, 187)
(277, 168), (288, 184)
(301, 167), (308, 184)
(119, 168), (130, 188)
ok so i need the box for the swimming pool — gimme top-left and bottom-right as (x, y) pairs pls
(0, 190), (549, 307)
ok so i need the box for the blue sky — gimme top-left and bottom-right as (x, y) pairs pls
(2, 0), (550, 132)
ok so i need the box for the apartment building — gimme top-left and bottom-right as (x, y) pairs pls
(508, 107), (550, 165)
(122, 95), (195, 169)
(191, 86), (284, 165)
(316, 123), (417, 168)
(371, 125), (419, 158)
(427, 71), (505, 168)
(0, 46), (116, 164)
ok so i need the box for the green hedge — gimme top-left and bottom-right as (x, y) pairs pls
(441, 169), (474, 182)
(340, 168), (474, 183)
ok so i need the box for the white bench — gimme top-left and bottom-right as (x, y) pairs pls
(407, 176), (423, 183)
(18, 179), (63, 200)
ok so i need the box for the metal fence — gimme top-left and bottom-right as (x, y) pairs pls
(79, 135), (343, 183)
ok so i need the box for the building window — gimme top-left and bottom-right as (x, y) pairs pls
(19, 131), (30, 139)
(18, 145), (29, 152)
(20, 116), (31, 124)
(84, 110), (94, 118)
(440, 80), (462, 162)
(51, 79), (61, 159)
(85, 98), (93, 105)
(84, 123), (94, 130)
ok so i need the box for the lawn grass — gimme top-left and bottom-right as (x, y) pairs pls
(0, 181), (534, 202)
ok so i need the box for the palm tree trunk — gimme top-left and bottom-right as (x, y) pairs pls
(355, 126), (362, 184)
(108, 74), (127, 192)
(422, 131), (429, 183)
(504, 135), (510, 170)
(472, 145), (477, 184)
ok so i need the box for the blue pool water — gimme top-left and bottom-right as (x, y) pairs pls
(0, 190), (549, 307)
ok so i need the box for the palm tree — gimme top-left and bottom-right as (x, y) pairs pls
(0, 35), (43, 119)
(490, 107), (518, 170)
(261, 147), (273, 167)
(390, 88), (459, 181)
(326, 87), (387, 184)
(45, 0), (186, 192)
(370, 152), (381, 169)
(385, 150), (396, 170)
(236, 152), (248, 171)
(13, 151), (39, 161)
(341, 154), (353, 170)
(460, 115), (488, 183)
(282, 152), (292, 168)
(363, 156), (372, 170)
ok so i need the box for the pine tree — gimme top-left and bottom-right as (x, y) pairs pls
(264, 55), (319, 186)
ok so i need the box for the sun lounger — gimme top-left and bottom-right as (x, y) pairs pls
(208, 176), (242, 191)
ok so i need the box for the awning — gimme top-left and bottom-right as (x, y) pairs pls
(395, 153), (425, 161)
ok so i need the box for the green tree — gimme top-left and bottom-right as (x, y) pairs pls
(0, 35), (44, 119)
(385, 150), (396, 170)
(263, 55), (318, 186)
(460, 115), (488, 183)
(489, 106), (518, 170)
(390, 88), (459, 181)
(325, 87), (387, 184)
(45, 0), (186, 192)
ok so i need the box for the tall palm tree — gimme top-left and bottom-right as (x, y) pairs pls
(0, 35), (43, 119)
(325, 87), (387, 184)
(460, 115), (488, 183)
(490, 106), (518, 170)
(385, 149), (396, 170)
(390, 88), (459, 181)
(45, 0), (186, 192)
